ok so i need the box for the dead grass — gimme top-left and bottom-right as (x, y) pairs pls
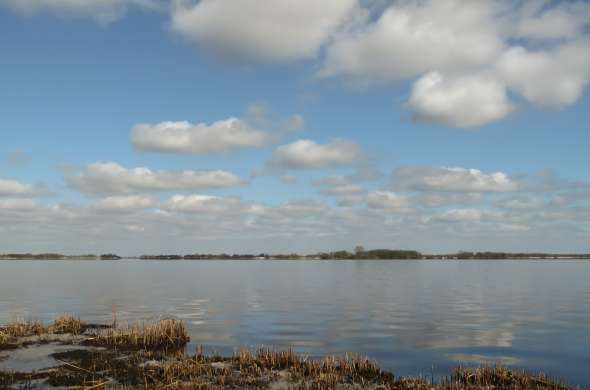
(49, 314), (85, 335)
(0, 317), (579, 389)
(87, 319), (189, 350)
(451, 366), (572, 389)
(0, 320), (44, 338)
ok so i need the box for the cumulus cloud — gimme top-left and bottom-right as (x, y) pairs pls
(393, 166), (521, 193)
(67, 162), (241, 194)
(366, 191), (411, 212)
(132, 118), (269, 154)
(319, 0), (590, 127)
(162, 194), (250, 215)
(93, 195), (155, 212)
(496, 41), (590, 108)
(316, 181), (364, 197)
(0, 0), (159, 23)
(513, 1), (590, 41)
(321, 0), (503, 82)
(436, 208), (484, 222)
(132, 104), (304, 154)
(408, 71), (513, 128)
(1, 182), (590, 254)
(270, 140), (360, 170)
(171, 0), (358, 62)
(313, 175), (366, 205)
(0, 179), (46, 197)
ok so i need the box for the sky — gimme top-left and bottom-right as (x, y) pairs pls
(0, 0), (589, 255)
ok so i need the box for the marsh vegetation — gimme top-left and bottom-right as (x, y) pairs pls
(0, 316), (579, 389)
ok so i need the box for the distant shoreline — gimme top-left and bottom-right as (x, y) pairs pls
(2, 256), (590, 261)
(3, 249), (590, 261)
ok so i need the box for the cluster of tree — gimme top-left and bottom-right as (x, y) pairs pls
(3, 250), (589, 261)
(100, 254), (122, 260)
(0, 253), (98, 260)
(140, 254), (270, 260)
(315, 249), (422, 260)
(453, 251), (590, 259)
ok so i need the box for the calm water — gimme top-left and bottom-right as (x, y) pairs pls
(1, 260), (589, 385)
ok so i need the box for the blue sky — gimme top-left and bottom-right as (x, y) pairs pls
(1, 0), (589, 255)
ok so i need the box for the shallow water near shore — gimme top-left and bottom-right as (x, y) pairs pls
(1, 259), (589, 386)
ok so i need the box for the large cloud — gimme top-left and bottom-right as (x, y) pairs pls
(0, 0), (159, 23)
(319, 0), (590, 127)
(270, 140), (360, 170)
(321, 0), (503, 82)
(496, 41), (590, 108)
(171, 0), (358, 62)
(513, 1), (590, 41)
(408, 72), (513, 128)
(67, 162), (242, 194)
(392, 166), (521, 193)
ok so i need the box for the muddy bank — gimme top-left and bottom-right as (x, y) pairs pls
(0, 317), (579, 389)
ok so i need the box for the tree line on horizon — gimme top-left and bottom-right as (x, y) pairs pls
(2, 250), (589, 260)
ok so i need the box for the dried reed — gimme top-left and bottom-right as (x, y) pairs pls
(88, 319), (189, 350)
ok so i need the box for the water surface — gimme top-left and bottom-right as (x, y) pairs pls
(1, 260), (588, 385)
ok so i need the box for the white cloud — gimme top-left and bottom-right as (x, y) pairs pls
(93, 195), (155, 212)
(366, 191), (411, 211)
(1, 181), (590, 254)
(433, 208), (486, 223)
(496, 41), (590, 108)
(163, 194), (248, 215)
(0, 0), (159, 23)
(319, 0), (590, 127)
(313, 175), (364, 197)
(408, 71), (513, 128)
(270, 139), (360, 170)
(393, 166), (520, 193)
(67, 162), (242, 194)
(0, 179), (46, 197)
(132, 105), (304, 154)
(132, 118), (269, 154)
(321, 0), (503, 82)
(312, 175), (366, 205)
(414, 193), (484, 209)
(514, 1), (590, 41)
(171, 0), (358, 62)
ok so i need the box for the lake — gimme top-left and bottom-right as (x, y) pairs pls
(1, 259), (589, 386)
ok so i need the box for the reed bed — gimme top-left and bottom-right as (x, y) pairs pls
(0, 316), (579, 389)
(49, 314), (85, 335)
(1, 345), (578, 389)
(0, 320), (44, 338)
(87, 319), (189, 350)
(450, 366), (572, 389)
